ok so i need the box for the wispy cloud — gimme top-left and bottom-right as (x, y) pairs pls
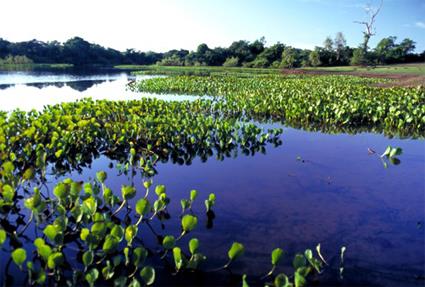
(415, 21), (425, 29)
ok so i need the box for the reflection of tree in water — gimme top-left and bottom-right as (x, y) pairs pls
(26, 82), (66, 89)
(66, 79), (108, 91)
(0, 80), (111, 92)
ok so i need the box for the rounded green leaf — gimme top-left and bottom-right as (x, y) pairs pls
(47, 252), (64, 269)
(140, 266), (155, 285)
(143, 180), (152, 189)
(155, 185), (166, 196)
(181, 214), (198, 233)
(274, 273), (290, 287)
(103, 235), (119, 254)
(190, 189), (198, 201)
(189, 238), (199, 255)
(172, 247), (184, 270)
(83, 250), (94, 266)
(111, 225), (124, 241)
(122, 185), (136, 200)
(228, 242), (245, 261)
(43, 225), (59, 242)
(125, 225), (138, 245)
(293, 253), (307, 270)
(12, 248), (27, 267)
(135, 198), (150, 216)
(85, 268), (99, 286)
(272, 248), (284, 265)
(96, 171), (107, 183)
(162, 235), (176, 250)
(133, 247), (148, 267)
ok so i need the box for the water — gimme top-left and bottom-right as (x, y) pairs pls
(0, 68), (424, 286)
(0, 68), (200, 111)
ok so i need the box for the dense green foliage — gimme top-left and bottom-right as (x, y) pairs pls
(134, 74), (425, 137)
(0, 34), (422, 68)
(0, 55), (33, 66)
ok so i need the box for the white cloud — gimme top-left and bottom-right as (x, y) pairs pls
(416, 21), (425, 29)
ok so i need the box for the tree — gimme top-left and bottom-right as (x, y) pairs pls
(309, 49), (321, 67)
(334, 32), (347, 64)
(354, 0), (383, 55)
(222, 56), (239, 67)
(280, 47), (296, 68)
(351, 48), (367, 65)
(323, 37), (334, 52)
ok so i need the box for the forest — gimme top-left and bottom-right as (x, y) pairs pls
(0, 34), (423, 68)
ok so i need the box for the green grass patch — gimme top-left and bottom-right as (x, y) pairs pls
(303, 63), (425, 75)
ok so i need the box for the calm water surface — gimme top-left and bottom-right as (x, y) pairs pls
(0, 68), (198, 111)
(0, 69), (424, 286)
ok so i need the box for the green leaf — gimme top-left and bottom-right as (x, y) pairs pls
(274, 273), (291, 287)
(304, 249), (321, 273)
(47, 252), (64, 269)
(190, 189), (198, 201)
(181, 199), (189, 211)
(272, 248), (284, 266)
(389, 147), (402, 158)
(96, 171), (107, 183)
(36, 242), (52, 261)
(53, 183), (67, 200)
(85, 268), (99, 287)
(0, 229), (6, 245)
(382, 146), (392, 157)
(293, 254), (307, 270)
(12, 248), (27, 267)
(83, 196), (97, 216)
(189, 238), (199, 255)
(143, 180), (152, 189)
(125, 225), (138, 246)
(128, 278), (141, 287)
(242, 274), (249, 287)
(80, 228), (90, 241)
(135, 198), (150, 216)
(155, 185), (166, 196)
(294, 270), (306, 287)
(83, 250), (94, 266)
(228, 242), (245, 261)
(111, 225), (124, 241)
(173, 247), (184, 270)
(133, 247), (148, 267)
(121, 185), (136, 200)
(103, 235), (119, 254)
(43, 225), (59, 243)
(140, 266), (155, 285)
(181, 214), (198, 233)
(162, 235), (176, 250)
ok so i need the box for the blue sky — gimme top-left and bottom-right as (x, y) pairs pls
(0, 0), (424, 52)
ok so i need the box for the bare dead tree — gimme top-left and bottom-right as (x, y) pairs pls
(354, 0), (384, 54)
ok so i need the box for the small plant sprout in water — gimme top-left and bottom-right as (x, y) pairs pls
(369, 145), (403, 168)
(180, 189), (198, 214)
(340, 246), (347, 280)
(262, 248), (284, 279)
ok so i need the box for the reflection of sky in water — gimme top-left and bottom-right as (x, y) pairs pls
(0, 72), (199, 111)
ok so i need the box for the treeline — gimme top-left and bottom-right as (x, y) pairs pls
(0, 34), (423, 68)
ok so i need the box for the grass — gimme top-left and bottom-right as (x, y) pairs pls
(302, 63), (425, 75)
